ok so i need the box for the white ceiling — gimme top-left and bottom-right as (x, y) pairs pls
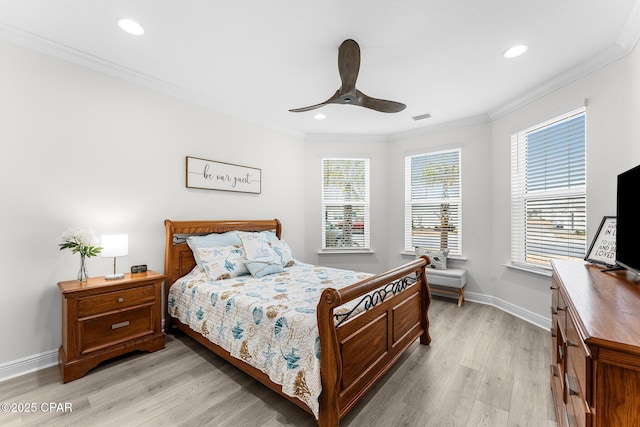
(1, 0), (639, 140)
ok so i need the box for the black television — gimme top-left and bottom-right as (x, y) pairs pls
(615, 164), (640, 277)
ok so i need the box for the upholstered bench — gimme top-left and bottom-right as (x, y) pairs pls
(425, 268), (467, 306)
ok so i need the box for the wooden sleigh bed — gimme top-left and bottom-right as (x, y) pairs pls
(163, 219), (432, 427)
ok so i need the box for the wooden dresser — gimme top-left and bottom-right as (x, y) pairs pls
(550, 259), (640, 427)
(58, 271), (165, 383)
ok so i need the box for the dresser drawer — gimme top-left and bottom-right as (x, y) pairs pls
(80, 306), (153, 353)
(78, 285), (156, 318)
(566, 315), (590, 401)
(567, 389), (590, 427)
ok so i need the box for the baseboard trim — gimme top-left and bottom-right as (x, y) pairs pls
(0, 319), (168, 382)
(429, 289), (550, 330)
(0, 349), (58, 382)
(465, 291), (551, 330)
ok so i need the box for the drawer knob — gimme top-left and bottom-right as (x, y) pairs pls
(118, 297), (124, 303)
(111, 321), (130, 330)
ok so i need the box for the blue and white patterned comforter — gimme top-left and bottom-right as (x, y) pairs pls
(167, 261), (373, 418)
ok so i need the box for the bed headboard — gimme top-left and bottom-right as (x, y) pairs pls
(163, 219), (282, 291)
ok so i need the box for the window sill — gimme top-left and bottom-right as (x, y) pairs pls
(504, 263), (552, 278)
(401, 251), (468, 262)
(318, 249), (375, 255)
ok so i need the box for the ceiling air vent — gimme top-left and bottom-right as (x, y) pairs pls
(412, 113), (431, 121)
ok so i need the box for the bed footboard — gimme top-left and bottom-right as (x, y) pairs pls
(316, 256), (431, 426)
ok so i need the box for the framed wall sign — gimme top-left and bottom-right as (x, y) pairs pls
(186, 156), (261, 194)
(585, 216), (617, 267)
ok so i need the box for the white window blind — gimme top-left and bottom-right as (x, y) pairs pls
(404, 148), (462, 254)
(511, 107), (586, 269)
(322, 158), (370, 250)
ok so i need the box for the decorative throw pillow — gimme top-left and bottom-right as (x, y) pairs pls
(269, 239), (295, 267)
(187, 231), (241, 270)
(245, 256), (285, 278)
(260, 230), (279, 243)
(415, 247), (450, 270)
(239, 232), (278, 260)
(195, 244), (249, 280)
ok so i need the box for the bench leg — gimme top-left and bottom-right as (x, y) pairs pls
(457, 286), (465, 306)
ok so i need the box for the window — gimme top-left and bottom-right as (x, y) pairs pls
(404, 148), (462, 254)
(511, 107), (586, 270)
(322, 158), (370, 250)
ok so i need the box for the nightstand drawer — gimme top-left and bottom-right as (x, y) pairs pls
(80, 306), (153, 353)
(78, 285), (156, 318)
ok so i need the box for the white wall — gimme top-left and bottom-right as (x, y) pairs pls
(0, 39), (307, 367)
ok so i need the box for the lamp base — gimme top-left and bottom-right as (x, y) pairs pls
(105, 273), (125, 280)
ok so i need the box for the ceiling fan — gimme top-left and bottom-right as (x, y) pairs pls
(289, 39), (406, 114)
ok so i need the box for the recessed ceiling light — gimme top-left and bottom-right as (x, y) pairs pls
(117, 18), (145, 36)
(503, 44), (527, 59)
(314, 113), (326, 120)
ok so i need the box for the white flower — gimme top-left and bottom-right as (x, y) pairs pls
(76, 227), (99, 246)
(60, 227), (98, 246)
(59, 227), (102, 257)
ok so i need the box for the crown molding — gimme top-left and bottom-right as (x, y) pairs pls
(388, 114), (491, 141)
(618, 0), (640, 51)
(304, 133), (390, 143)
(489, 2), (640, 121)
(489, 44), (629, 121)
(0, 21), (304, 140)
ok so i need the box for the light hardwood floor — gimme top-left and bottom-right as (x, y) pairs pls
(0, 298), (557, 426)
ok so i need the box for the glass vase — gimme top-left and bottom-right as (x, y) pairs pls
(78, 254), (88, 282)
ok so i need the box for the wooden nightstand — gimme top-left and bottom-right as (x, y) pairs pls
(57, 271), (165, 383)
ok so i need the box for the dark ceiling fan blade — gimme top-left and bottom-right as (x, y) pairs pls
(289, 90), (340, 112)
(357, 90), (406, 113)
(338, 39), (360, 93)
(289, 39), (406, 114)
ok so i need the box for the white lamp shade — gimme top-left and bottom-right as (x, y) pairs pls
(101, 234), (129, 257)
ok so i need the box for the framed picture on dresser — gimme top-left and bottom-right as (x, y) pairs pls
(585, 216), (617, 267)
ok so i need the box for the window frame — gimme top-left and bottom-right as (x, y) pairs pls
(321, 157), (371, 251)
(510, 106), (587, 271)
(404, 147), (462, 255)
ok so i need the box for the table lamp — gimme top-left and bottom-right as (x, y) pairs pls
(101, 233), (128, 280)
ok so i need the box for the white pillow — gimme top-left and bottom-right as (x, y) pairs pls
(239, 232), (277, 260)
